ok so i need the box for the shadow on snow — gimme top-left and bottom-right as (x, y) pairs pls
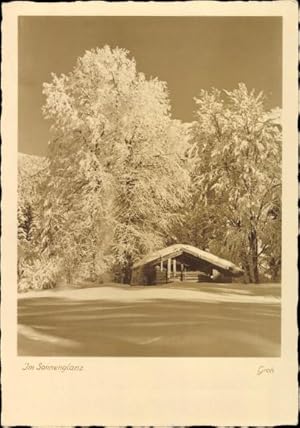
(18, 294), (281, 357)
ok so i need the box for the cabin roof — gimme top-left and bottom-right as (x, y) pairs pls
(132, 243), (243, 276)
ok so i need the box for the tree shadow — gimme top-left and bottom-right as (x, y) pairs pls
(18, 295), (281, 357)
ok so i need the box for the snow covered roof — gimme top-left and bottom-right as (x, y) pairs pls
(133, 243), (244, 276)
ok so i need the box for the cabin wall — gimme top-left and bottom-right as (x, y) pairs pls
(154, 268), (168, 284)
(211, 269), (232, 283)
(131, 266), (157, 285)
(131, 255), (236, 285)
(130, 267), (144, 285)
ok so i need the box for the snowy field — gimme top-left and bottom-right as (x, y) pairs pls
(18, 282), (281, 357)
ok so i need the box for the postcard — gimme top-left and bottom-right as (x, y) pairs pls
(1, 1), (298, 425)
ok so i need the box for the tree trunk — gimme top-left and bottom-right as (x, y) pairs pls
(241, 249), (251, 283)
(270, 257), (281, 282)
(123, 254), (133, 284)
(90, 250), (97, 281)
(248, 229), (259, 283)
(123, 266), (132, 284)
(66, 268), (72, 284)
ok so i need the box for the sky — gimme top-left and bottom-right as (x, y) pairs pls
(19, 16), (282, 156)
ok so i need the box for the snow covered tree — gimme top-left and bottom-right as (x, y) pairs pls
(42, 46), (189, 283)
(189, 84), (281, 283)
(18, 154), (49, 288)
(18, 154), (47, 243)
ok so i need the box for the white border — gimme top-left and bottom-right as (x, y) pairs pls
(1, 2), (298, 425)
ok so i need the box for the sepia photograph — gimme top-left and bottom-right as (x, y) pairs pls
(17, 15), (282, 357)
(2, 1), (298, 426)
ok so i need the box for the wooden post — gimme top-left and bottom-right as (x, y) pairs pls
(160, 258), (163, 272)
(181, 264), (184, 281)
(173, 259), (176, 278)
(167, 258), (171, 280)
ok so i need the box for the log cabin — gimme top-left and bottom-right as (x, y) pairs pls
(131, 243), (243, 285)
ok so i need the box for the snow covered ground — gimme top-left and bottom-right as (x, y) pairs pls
(18, 282), (281, 357)
(18, 281), (281, 303)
